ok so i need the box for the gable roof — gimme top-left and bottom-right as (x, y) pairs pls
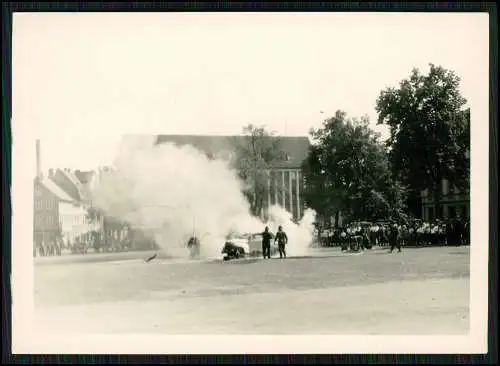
(38, 177), (75, 202)
(49, 169), (81, 202)
(154, 134), (311, 169)
(74, 170), (95, 184)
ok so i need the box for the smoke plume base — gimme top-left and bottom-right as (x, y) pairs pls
(91, 139), (316, 259)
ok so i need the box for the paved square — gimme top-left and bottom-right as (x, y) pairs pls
(34, 246), (470, 334)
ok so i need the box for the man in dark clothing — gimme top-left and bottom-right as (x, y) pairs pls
(261, 226), (273, 259)
(275, 226), (288, 259)
(389, 222), (401, 253)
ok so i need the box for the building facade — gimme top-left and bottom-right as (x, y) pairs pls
(33, 177), (74, 255)
(421, 178), (470, 221)
(152, 134), (311, 221)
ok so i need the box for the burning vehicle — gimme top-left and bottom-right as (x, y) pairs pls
(221, 232), (278, 260)
(221, 233), (249, 260)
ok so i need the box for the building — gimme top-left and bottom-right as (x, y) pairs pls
(152, 134), (311, 221)
(420, 143), (470, 221)
(33, 140), (101, 255)
(421, 179), (470, 221)
(49, 168), (88, 202)
(33, 175), (75, 255)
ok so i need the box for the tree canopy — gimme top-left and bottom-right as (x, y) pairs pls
(302, 110), (406, 225)
(375, 63), (470, 218)
(233, 124), (282, 217)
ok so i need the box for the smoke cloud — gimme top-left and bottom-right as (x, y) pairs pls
(91, 138), (316, 259)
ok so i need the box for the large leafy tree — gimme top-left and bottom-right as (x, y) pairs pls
(233, 124), (282, 217)
(302, 110), (406, 226)
(375, 63), (470, 218)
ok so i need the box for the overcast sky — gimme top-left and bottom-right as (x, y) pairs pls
(13, 12), (488, 172)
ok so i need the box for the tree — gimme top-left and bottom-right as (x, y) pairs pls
(302, 110), (407, 226)
(233, 124), (282, 217)
(375, 63), (470, 219)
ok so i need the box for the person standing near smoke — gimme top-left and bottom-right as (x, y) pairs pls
(275, 226), (288, 259)
(261, 226), (273, 259)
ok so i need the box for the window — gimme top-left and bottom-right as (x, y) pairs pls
(284, 171), (290, 211)
(460, 205), (467, 218)
(442, 179), (449, 196)
(291, 170), (298, 220)
(428, 207), (434, 221)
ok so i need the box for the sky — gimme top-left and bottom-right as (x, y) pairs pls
(12, 12), (489, 173)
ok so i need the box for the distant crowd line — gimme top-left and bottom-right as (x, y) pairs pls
(33, 229), (157, 257)
(315, 217), (470, 252)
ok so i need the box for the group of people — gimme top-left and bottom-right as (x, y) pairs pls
(261, 225), (288, 259)
(316, 216), (470, 251)
(33, 229), (158, 257)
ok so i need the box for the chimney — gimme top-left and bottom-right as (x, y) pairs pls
(35, 139), (41, 179)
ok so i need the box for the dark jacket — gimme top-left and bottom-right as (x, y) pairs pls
(275, 231), (288, 245)
(262, 231), (273, 245)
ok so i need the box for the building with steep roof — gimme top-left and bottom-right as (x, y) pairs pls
(33, 140), (100, 256)
(33, 176), (73, 254)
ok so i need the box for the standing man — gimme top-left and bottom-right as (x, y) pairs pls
(261, 226), (273, 259)
(275, 225), (288, 259)
(389, 221), (402, 253)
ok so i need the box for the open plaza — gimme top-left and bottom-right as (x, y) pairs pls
(34, 245), (470, 335)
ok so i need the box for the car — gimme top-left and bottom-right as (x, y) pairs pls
(221, 232), (278, 260)
(221, 234), (250, 260)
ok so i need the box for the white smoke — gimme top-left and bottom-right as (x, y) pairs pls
(266, 205), (317, 257)
(91, 139), (316, 259)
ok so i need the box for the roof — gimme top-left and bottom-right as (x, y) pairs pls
(154, 134), (311, 168)
(61, 169), (84, 190)
(74, 170), (95, 184)
(38, 177), (75, 202)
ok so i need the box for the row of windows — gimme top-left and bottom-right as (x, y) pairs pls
(34, 200), (55, 210)
(425, 204), (469, 220)
(34, 214), (93, 227)
(422, 180), (468, 198)
(60, 215), (91, 226)
(34, 215), (57, 226)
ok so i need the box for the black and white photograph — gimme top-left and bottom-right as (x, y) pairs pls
(11, 11), (489, 354)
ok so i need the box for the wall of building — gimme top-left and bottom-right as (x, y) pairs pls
(421, 178), (470, 221)
(59, 201), (100, 244)
(267, 168), (304, 221)
(33, 180), (60, 248)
